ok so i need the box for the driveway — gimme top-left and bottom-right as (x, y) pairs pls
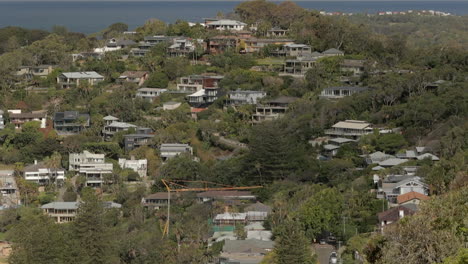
(314, 243), (335, 264)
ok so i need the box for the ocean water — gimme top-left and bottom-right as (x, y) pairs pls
(0, 1), (467, 34)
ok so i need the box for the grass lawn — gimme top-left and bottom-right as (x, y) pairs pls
(256, 57), (285, 65)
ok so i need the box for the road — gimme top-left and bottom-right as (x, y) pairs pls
(314, 243), (335, 264)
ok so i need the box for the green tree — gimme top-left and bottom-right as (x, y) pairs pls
(274, 218), (315, 264)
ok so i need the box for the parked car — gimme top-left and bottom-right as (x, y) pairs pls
(319, 239), (326, 245)
(329, 251), (338, 264)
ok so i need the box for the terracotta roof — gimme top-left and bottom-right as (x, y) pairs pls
(397, 191), (429, 204)
(191, 108), (207, 113)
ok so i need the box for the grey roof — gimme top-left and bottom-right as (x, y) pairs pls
(223, 239), (274, 254)
(24, 161), (65, 172)
(160, 143), (191, 152)
(42, 202), (79, 210)
(323, 48), (344, 55)
(394, 176), (427, 188)
(229, 90), (265, 95)
(107, 121), (137, 129)
(61, 72), (103, 79)
(208, 19), (247, 26)
(372, 165), (385, 171)
(268, 96), (298, 104)
(379, 158), (408, 167)
(310, 51), (322, 57)
(103, 115), (119, 121)
(329, 137), (356, 144)
(138, 88), (167, 92)
(124, 133), (154, 139)
(417, 153), (440, 161)
(244, 202), (272, 213)
(323, 144), (340, 150)
(164, 101), (181, 106)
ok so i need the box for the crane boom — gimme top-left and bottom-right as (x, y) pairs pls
(161, 179), (262, 237)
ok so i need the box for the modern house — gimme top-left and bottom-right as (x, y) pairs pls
(57, 72), (104, 89)
(69, 151), (113, 187)
(124, 127), (154, 152)
(8, 110), (47, 129)
(130, 35), (174, 57)
(325, 120), (373, 139)
(206, 35), (239, 54)
(378, 176), (429, 204)
(118, 157), (147, 178)
(176, 75), (223, 93)
(42, 201), (122, 223)
(283, 55), (317, 75)
(23, 160), (66, 185)
(167, 37), (200, 57)
(320, 86), (369, 99)
(136, 88), (167, 102)
(340, 59), (366, 76)
(141, 192), (175, 209)
(102, 121), (137, 141)
(94, 38), (136, 54)
(16, 65), (55, 79)
(252, 96), (298, 123)
(226, 90), (267, 105)
(214, 212), (247, 226)
(187, 86), (223, 107)
(160, 143), (193, 161)
(118, 71), (149, 86)
(282, 43), (312, 57)
(206, 19), (247, 31)
(242, 38), (294, 53)
(53, 111), (90, 135)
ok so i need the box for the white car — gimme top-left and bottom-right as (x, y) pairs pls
(329, 251), (338, 264)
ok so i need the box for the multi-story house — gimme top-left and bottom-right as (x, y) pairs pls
(57, 71), (104, 89)
(16, 65), (56, 79)
(118, 157), (148, 178)
(205, 19), (247, 31)
(124, 127), (154, 152)
(167, 37), (201, 57)
(42, 201), (122, 223)
(176, 75), (223, 93)
(322, 48), (345, 57)
(206, 35), (239, 54)
(102, 120), (137, 141)
(226, 90), (267, 105)
(160, 143), (193, 161)
(340, 59), (366, 76)
(93, 38), (136, 54)
(325, 120), (373, 139)
(252, 96), (298, 123)
(320, 86), (369, 99)
(23, 160), (66, 185)
(266, 27), (288, 37)
(242, 38), (294, 53)
(283, 55), (317, 76)
(53, 111), (90, 135)
(136, 88), (167, 102)
(8, 110), (47, 129)
(69, 151), (113, 187)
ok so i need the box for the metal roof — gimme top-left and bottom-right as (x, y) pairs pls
(61, 71), (104, 79)
(332, 120), (371, 130)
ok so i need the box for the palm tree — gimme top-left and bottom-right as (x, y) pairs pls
(45, 152), (62, 187)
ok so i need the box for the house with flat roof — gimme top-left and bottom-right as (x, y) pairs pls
(340, 59), (366, 76)
(118, 71), (149, 86)
(130, 35), (175, 57)
(118, 157), (147, 178)
(24, 160), (65, 185)
(124, 127), (154, 152)
(69, 151), (113, 187)
(226, 90), (267, 106)
(53, 111), (90, 135)
(57, 71), (104, 89)
(283, 55), (317, 76)
(141, 192), (177, 209)
(176, 75), (223, 93)
(42, 201), (121, 223)
(102, 121), (137, 141)
(206, 19), (247, 31)
(167, 37), (200, 57)
(160, 143), (193, 161)
(320, 86), (369, 99)
(267, 27), (288, 37)
(242, 38), (294, 53)
(197, 190), (256, 203)
(282, 43), (312, 57)
(94, 38), (136, 54)
(325, 120), (373, 139)
(206, 35), (240, 54)
(8, 110), (47, 129)
(16, 65), (56, 79)
(252, 96), (298, 123)
(136, 88), (167, 102)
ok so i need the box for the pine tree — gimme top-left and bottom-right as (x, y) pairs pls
(274, 218), (315, 264)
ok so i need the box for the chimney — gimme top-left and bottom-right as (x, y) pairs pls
(34, 160), (37, 165)
(399, 209), (405, 219)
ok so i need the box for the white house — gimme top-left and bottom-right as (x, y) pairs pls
(69, 151), (113, 187)
(136, 88), (167, 102)
(57, 72), (104, 89)
(227, 90), (267, 105)
(118, 157), (147, 178)
(160, 143), (193, 161)
(206, 19), (247, 31)
(23, 160), (65, 185)
(8, 110), (47, 129)
(325, 120), (373, 139)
